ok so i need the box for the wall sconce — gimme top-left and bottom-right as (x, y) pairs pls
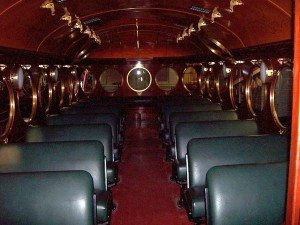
(38, 65), (49, 69)
(94, 35), (101, 45)
(228, 0), (244, 12)
(21, 64), (31, 70)
(91, 29), (101, 45)
(0, 64), (7, 71)
(40, 0), (55, 16)
(211, 7), (222, 23)
(182, 27), (189, 39)
(188, 23), (196, 36)
(83, 26), (92, 38)
(266, 69), (274, 77)
(176, 34), (183, 43)
(198, 17), (207, 31)
(74, 15), (83, 33)
(60, 7), (72, 26)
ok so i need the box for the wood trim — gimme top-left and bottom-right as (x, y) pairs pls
(286, 1), (300, 224)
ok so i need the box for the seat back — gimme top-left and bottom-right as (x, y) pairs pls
(26, 124), (113, 162)
(0, 141), (107, 192)
(187, 135), (289, 189)
(47, 113), (119, 144)
(176, 120), (261, 161)
(163, 104), (222, 130)
(61, 105), (121, 118)
(0, 171), (94, 225)
(169, 110), (238, 142)
(206, 162), (288, 225)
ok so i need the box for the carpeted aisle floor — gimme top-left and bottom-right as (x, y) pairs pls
(111, 126), (192, 225)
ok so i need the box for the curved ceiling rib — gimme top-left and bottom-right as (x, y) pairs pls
(36, 7), (245, 52)
(63, 23), (210, 56)
(0, 0), (23, 15)
(266, 0), (292, 17)
(67, 29), (208, 58)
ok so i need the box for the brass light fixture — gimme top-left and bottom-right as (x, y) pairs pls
(40, 0), (55, 16)
(91, 29), (101, 45)
(182, 27), (189, 39)
(211, 7), (222, 23)
(83, 26), (92, 38)
(74, 15), (83, 33)
(188, 23), (196, 36)
(0, 64), (7, 71)
(176, 34), (183, 43)
(228, 0), (244, 12)
(60, 7), (72, 26)
(198, 17), (207, 31)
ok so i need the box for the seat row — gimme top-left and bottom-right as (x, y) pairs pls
(157, 97), (289, 225)
(0, 100), (125, 225)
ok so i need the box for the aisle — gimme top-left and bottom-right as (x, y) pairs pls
(111, 125), (191, 225)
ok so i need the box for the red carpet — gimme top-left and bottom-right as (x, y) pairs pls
(111, 125), (192, 225)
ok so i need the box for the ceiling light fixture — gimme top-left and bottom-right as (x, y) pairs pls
(74, 15), (83, 32)
(228, 0), (244, 13)
(198, 17), (207, 31)
(0, 64), (7, 71)
(176, 34), (183, 43)
(83, 26), (92, 38)
(60, 7), (72, 26)
(188, 23), (196, 36)
(40, 0), (55, 16)
(182, 27), (189, 39)
(211, 7), (222, 23)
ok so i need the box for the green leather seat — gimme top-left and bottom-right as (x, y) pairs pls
(167, 110), (238, 161)
(0, 141), (113, 224)
(0, 171), (94, 225)
(61, 105), (125, 132)
(26, 124), (118, 186)
(160, 103), (222, 140)
(174, 120), (261, 184)
(47, 113), (123, 162)
(185, 135), (289, 223)
(206, 162), (288, 225)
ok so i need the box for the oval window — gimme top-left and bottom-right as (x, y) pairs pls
(19, 69), (37, 123)
(155, 67), (179, 93)
(0, 76), (15, 142)
(182, 66), (198, 93)
(246, 65), (263, 116)
(80, 69), (97, 95)
(38, 71), (52, 114)
(127, 66), (152, 93)
(271, 65), (293, 129)
(100, 68), (123, 93)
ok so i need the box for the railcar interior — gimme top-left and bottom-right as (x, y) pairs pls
(0, 0), (299, 225)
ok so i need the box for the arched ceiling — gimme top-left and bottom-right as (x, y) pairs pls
(0, 0), (293, 62)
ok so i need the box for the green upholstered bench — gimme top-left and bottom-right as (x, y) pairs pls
(47, 113), (123, 162)
(159, 103), (222, 140)
(61, 105), (125, 132)
(185, 135), (289, 224)
(206, 162), (288, 225)
(26, 124), (118, 186)
(174, 120), (261, 185)
(0, 171), (94, 225)
(0, 141), (113, 224)
(166, 110), (238, 161)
